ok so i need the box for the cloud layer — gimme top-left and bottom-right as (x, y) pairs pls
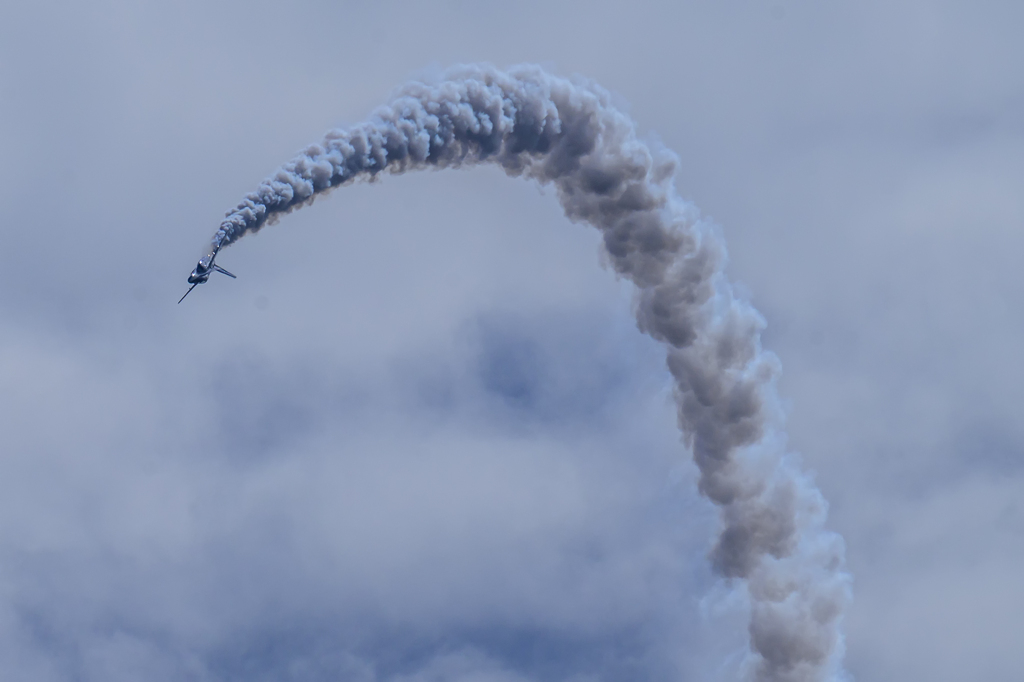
(0, 1), (1022, 681)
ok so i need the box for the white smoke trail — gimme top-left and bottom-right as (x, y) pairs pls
(209, 64), (850, 682)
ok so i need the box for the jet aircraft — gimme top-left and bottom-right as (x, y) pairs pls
(178, 250), (236, 303)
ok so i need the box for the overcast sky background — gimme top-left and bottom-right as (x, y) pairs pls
(1, 1), (1022, 680)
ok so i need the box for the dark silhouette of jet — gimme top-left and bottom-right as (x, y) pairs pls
(178, 250), (236, 303)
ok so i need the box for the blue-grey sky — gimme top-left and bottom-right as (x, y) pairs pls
(1, 1), (1022, 681)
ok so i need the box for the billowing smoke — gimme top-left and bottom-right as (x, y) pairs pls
(209, 64), (850, 682)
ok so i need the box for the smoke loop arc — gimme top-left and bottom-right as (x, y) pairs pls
(209, 64), (850, 682)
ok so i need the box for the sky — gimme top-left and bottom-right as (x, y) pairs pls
(0, 1), (1022, 681)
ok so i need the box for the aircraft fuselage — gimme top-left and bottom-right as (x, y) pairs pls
(179, 251), (235, 303)
(188, 261), (212, 284)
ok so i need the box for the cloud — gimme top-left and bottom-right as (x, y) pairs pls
(1, 1), (1023, 680)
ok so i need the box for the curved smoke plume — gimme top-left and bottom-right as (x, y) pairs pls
(209, 64), (850, 682)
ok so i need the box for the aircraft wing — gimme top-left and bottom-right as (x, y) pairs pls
(178, 283), (198, 304)
(214, 265), (237, 278)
